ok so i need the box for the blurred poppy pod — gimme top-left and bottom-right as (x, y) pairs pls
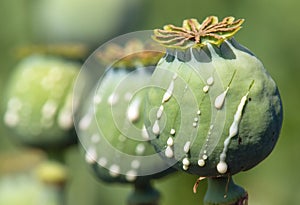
(77, 40), (173, 205)
(3, 55), (81, 149)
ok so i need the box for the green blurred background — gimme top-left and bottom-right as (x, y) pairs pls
(0, 0), (299, 204)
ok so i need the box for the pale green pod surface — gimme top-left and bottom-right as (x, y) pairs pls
(76, 40), (172, 204)
(78, 64), (174, 184)
(31, 0), (143, 44)
(145, 17), (283, 178)
(2, 55), (80, 148)
(0, 174), (62, 205)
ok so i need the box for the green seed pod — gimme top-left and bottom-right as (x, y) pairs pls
(145, 16), (283, 204)
(77, 39), (173, 204)
(0, 174), (63, 205)
(0, 151), (64, 205)
(2, 55), (81, 149)
(15, 44), (89, 61)
(31, 0), (143, 44)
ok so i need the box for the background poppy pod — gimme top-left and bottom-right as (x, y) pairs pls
(77, 40), (174, 205)
(2, 55), (81, 149)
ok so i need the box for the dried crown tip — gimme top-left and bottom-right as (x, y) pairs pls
(96, 39), (165, 68)
(153, 16), (244, 49)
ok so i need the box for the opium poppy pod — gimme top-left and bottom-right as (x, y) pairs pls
(3, 55), (81, 149)
(77, 40), (174, 205)
(145, 16), (283, 204)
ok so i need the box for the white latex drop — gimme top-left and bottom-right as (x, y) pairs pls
(152, 120), (160, 135)
(156, 105), (164, 119)
(215, 87), (229, 109)
(165, 146), (174, 158)
(162, 80), (174, 103)
(127, 98), (141, 122)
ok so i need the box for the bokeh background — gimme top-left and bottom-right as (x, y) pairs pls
(0, 0), (299, 204)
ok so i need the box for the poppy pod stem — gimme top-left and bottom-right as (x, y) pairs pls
(127, 179), (160, 205)
(204, 176), (247, 205)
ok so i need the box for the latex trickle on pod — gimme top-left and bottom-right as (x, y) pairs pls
(145, 16), (283, 204)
